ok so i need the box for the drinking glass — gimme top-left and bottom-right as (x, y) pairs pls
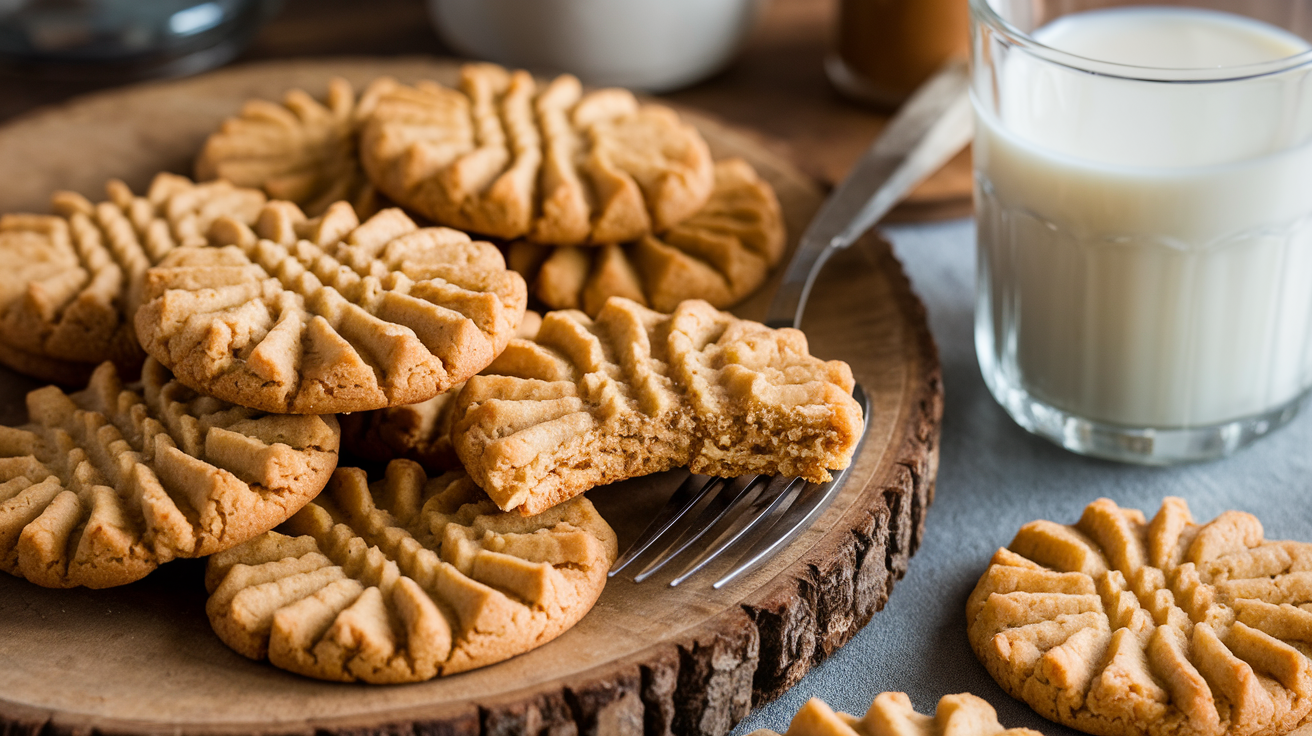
(971, 0), (1312, 463)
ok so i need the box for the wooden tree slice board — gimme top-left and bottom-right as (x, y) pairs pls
(0, 58), (942, 736)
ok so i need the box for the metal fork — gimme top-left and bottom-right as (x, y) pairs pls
(609, 59), (973, 588)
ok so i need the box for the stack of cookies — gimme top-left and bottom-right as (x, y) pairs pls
(0, 63), (865, 685)
(198, 62), (788, 319)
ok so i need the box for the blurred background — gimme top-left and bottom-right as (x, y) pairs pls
(0, 0), (972, 218)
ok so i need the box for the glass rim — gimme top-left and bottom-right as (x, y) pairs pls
(969, 0), (1312, 82)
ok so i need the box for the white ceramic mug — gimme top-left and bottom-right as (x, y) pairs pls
(428, 0), (766, 92)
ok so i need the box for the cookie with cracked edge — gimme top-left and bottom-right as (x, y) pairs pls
(0, 174), (266, 382)
(451, 297), (864, 516)
(967, 497), (1312, 736)
(508, 158), (786, 317)
(338, 310), (542, 474)
(196, 77), (393, 218)
(359, 62), (714, 245)
(0, 358), (340, 589)
(135, 199), (528, 414)
(204, 458), (617, 683)
(749, 691), (1045, 736)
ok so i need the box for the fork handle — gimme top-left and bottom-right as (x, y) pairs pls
(764, 59), (973, 330)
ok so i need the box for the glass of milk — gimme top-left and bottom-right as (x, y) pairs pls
(971, 0), (1312, 463)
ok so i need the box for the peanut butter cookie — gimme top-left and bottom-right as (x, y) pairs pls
(135, 200), (527, 414)
(968, 497), (1312, 736)
(750, 691), (1045, 736)
(0, 174), (265, 382)
(360, 63), (714, 245)
(204, 459), (617, 683)
(509, 158), (786, 316)
(196, 77), (391, 218)
(0, 358), (339, 589)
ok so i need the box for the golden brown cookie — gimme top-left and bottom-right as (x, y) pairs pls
(204, 459), (617, 683)
(451, 298), (864, 515)
(0, 358), (340, 589)
(196, 77), (390, 218)
(0, 174), (266, 382)
(967, 497), (1312, 736)
(751, 691), (1045, 736)
(135, 200), (527, 414)
(360, 63), (714, 245)
(338, 310), (542, 473)
(508, 158), (786, 316)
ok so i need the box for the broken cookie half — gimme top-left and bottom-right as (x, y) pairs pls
(451, 297), (864, 516)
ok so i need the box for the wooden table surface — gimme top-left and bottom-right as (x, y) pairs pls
(0, 0), (972, 221)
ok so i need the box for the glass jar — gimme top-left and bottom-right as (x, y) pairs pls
(828, 0), (969, 107)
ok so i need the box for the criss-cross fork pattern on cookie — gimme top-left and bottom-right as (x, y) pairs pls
(0, 174), (266, 380)
(196, 77), (389, 218)
(752, 691), (1045, 736)
(204, 459), (617, 683)
(451, 297), (864, 516)
(508, 158), (786, 317)
(0, 359), (339, 589)
(360, 63), (714, 245)
(968, 497), (1312, 736)
(135, 200), (527, 414)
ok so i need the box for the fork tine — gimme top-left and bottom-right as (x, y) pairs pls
(711, 477), (835, 589)
(610, 472), (713, 575)
(667, 474), (805, 587)
(631, 474), (764, 582)
(712, 384), (873, 589)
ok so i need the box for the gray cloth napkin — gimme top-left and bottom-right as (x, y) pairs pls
(732, 219), (1312, 735)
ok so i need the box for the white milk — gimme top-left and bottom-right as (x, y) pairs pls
(975, 7), (1312, 428)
